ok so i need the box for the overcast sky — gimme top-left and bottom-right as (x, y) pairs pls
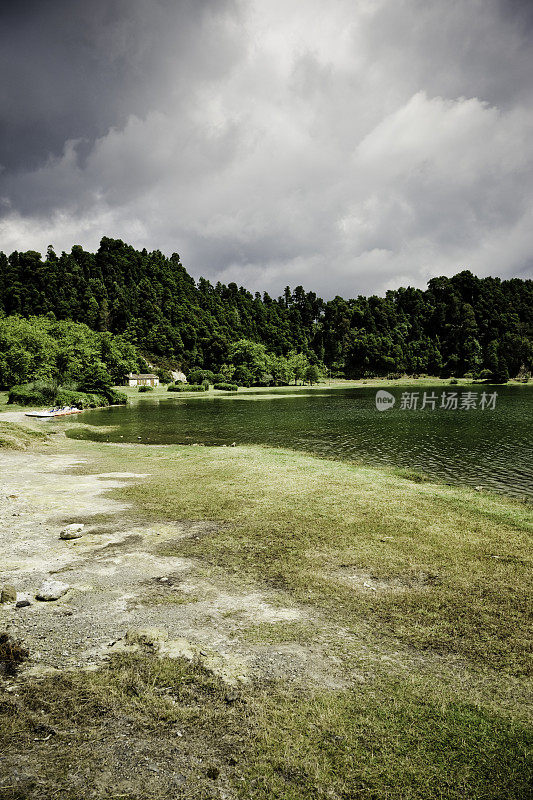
(1, 0), (532, 298)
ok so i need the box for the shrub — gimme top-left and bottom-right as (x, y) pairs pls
(156, 369), (173, 384)
(167, 384), (207, 392)
(516, 364), (531, 383)
(55, 389), (95, 408)
(478, 369), (492, 381)
(105, 388), (127, 405)
(8, 381), (56, 406)
(491, 366), (509, 384)
(214, 383), (239, 391)
(138, 385), (153, 393)
(449, 378), (458, 385)
(7, 382), (126, 409)
(187, 369), (215, 385)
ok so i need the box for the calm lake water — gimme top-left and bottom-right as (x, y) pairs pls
(67, 385), (533, 500)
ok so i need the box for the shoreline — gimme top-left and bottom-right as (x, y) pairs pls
(2, 374), (529, 415)
(1, 426), (531, 798)
(3, 388), (532, 504)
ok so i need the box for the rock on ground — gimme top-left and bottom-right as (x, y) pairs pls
(60, 523), (85, 540)
(1, 585), (17, 603)
(36, 580), (70, 601)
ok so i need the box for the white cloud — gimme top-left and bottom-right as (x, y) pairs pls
(1, 0), (532, 296)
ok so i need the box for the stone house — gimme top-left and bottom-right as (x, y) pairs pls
(127, 373), (160, 387)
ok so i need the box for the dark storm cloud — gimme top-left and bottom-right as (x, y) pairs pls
(499, 0), (533, 30)
(0, 0), (532, 297)
(0, 0), (240, 173)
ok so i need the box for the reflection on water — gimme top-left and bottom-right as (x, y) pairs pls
(67, 385), (533, 500)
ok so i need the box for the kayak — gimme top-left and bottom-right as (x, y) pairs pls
(25, 407), (84, 418)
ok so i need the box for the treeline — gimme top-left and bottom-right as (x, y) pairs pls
(1, 237), (532, 380)
(0, 315), (143, 390)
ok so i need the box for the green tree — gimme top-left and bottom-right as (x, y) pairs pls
(287, 351), (308, 384)
(304, 364), (320, 385)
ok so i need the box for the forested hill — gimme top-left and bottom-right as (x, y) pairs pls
(0, 237), (532, 379)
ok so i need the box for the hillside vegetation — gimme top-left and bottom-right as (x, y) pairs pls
(1, 237), (531, 380)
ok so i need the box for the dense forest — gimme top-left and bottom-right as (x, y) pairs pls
(1, 237), (532, 383)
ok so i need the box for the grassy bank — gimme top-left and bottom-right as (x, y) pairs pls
(2, 376), (526, 413)
(109, 444), (532, 677)
(1, 433), (531, 798)
(0, 420), (49, 449)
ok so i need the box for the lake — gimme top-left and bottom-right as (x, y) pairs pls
(67, 385), (533, 500)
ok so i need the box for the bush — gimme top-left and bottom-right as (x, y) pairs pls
(304, 365), (320, 385)
(491, 366), (509, 384)
(214, 383), (239, 391)
(138, 385), (153, 393)
(106, 388), (127, 405)
(449, 378), (458, 385)
(187, 369), (215, 385)
(478, 369), (492, 381)
(55, 389), (97, 408)
(156, 369), (173, 384)
(7, 381), (126, 409)
(167, 384), (207, 392)
(8, 381), (56, 406)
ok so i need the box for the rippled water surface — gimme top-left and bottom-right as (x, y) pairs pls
(67, 385), (533, 499)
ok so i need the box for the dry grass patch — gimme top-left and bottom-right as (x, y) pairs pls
(108, 444), (532, 676)
(0, 652), (530, 800)
(0, 421), (48, 449)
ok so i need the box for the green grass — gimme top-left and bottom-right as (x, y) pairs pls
(112, 444), (532, 676)
(0, 378), (524, 415)
(0, 391), (44, 413)
(0, 420), (49, 449)
(1, 434), (531, 798)
(114, 376), (507, 405)
(0, 652), (530, 800)
(241, 620), (316, 645)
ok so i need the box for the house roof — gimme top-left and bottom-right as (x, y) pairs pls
(129, 373), (159, 379)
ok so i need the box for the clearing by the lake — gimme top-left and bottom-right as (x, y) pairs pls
(0, 419), (531, 799)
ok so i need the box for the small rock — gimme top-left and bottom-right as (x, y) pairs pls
(15, 600), (31, 609)
(1, 585), (17, 603)
(474, 486), (484, 492)
(36, 580), (70, 601)
(60, 523), (84, 540)
(230, 442), (236, 447)
(159, 577), (169, 583)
